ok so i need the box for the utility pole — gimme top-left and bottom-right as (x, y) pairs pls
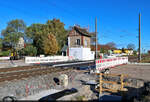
(95, 17), (98, 60)
(138, 13), (141, 62)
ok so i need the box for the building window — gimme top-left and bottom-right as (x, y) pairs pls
(76, 39), (80, 45)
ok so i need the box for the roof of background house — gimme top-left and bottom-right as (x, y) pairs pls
(73, 26), (93, 37)
(91, 44), (116, 51)
(113, 48), (133, 50)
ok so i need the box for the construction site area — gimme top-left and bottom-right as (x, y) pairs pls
(0, 1), (150, 101)
(0, 59), (150, 102)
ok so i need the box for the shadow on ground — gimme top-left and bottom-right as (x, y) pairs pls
(38, 88), (78, 101)
(101, 81), (150, 102)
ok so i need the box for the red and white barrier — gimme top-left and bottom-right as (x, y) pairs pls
(25, 56), (75, 64)
(0, 56), (10, 60)
(95, 57), (128, 73)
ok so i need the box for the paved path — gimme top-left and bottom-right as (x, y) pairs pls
(0, 60), (32, 68)
(110, 64), (150, 81)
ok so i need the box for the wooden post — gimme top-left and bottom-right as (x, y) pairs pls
(120, 74), (124, 91)
(26, 84), (29, 98)
(99, 73), (102, 94)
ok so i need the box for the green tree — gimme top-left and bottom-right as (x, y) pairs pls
(23, 45), (37, 56)
(43, 34), (59, 55)
(1, 19), (26, 46)
(100, 48), (105, 53)
(133, 50), (137, 56)
(26, 23), (46, 54)
(26, 18), (67, 55)
(0, 38), (2, 51)
(46, 19), (68, 50)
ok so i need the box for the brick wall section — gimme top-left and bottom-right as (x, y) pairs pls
(69, 36), (81, 48)
(83, 36), (90, 48)
(67, 48), (69, 56)
(69, 30), (82, 48)
(81, 36), (83, 46)
(68, 29), (91, 48)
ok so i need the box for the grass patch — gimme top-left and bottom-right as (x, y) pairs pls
(141, 57), (150, 63)
(0, 50), (11, 57)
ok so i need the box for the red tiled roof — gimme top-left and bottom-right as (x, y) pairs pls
(91, 44), (116, 51)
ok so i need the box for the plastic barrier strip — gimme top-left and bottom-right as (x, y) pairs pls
(95, 57), (128, 71)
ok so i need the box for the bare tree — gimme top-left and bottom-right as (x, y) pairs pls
(127, 43), (135, 50)
(106, 42), (116, 49)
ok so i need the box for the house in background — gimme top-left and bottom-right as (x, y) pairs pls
(113, 49), (122, 54)
(124, 49), (133, 55)
(66, 26), (95, 60)
(15, 37), (25, 50)
(91, 44), (113, 53)
(112, 49), (133, 55)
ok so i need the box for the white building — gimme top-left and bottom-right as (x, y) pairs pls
(15, 37), (25, 50)
(66, 26), (94, 60)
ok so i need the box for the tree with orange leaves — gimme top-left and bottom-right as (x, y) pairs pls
(43, 34), (59, 55)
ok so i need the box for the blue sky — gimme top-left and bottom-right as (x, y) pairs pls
(0, 0), (150, 52)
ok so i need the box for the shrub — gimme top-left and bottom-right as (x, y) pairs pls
(0, 50), (11, 57)
(23, 45), (37, 56)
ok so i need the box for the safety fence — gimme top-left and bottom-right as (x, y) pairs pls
(0, 56), (10, 60)
(95, 57), (128, 73)
(25, 56), (74, 64)
(96, 73), (128, 94)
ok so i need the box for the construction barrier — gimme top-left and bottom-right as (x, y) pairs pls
(95, 57), (128, 73)
(0, 57), (10, 60)
(25, 56), (74, 64)
(96, 73), (128, 94)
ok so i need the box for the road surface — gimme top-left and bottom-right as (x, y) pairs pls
(0, 60), (32, 68)
(110, 64), (150, 81)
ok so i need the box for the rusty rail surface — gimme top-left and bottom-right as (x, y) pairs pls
(0, 66), (73, 83)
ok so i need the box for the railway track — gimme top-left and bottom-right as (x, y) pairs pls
(0, 60), (95, 83)
(0, 65), (73, 83)
(0, 66), (40, 73)
(37, 60), (95, 67)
